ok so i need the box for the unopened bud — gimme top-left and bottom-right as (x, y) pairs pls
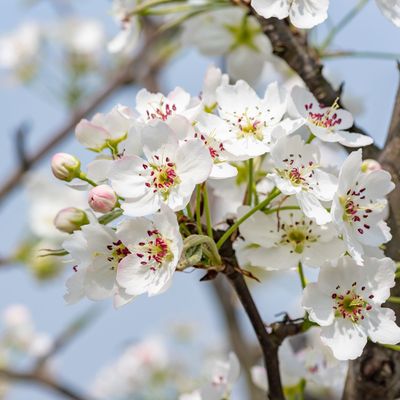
(54, 207), (89, 233)
(51, 153), (81, 181)
(361, 159), (381, 174)
(88, 185), (118, 213)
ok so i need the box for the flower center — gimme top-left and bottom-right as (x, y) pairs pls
(306, 99), (342, 130)
(339, 184), (375, 234)
(331, 283), (373, 323)
(106, 240), (131, 269)
(278, 217), (319, 254)
(144, 157), (181, 199)
(135, 230), (172, 270)
(277, 156), (317, 190)
(145, 99), (177, 121)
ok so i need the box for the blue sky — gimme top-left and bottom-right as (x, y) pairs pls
(0, 0), (399, 399)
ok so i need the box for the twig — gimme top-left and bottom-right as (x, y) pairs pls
(0, 368), (92, 400)
(222, 260), (284, 400)
(211, 277), (265, 400)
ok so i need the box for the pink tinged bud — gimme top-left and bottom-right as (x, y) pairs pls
(88, 184), (117, 213)
(54, 207), (89, 233)
(51, 153), (81, 182)
(361, 159), (381, 174)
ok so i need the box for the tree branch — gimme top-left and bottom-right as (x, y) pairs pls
(0, 368), (92, 400)
(211, 277), (265, 400)
(216, 231), (284, 400)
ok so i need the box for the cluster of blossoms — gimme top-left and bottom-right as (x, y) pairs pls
(50, 63), (399, 374)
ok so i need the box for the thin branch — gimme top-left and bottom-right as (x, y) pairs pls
(0, 368), (92, 400)
(222, 260), (284, 400)
(216, 230), (284, 400)
(211, 277), (265, 400)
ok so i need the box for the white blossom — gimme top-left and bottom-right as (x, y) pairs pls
(235, 199), (345, 270)
(268, 134), (337, 225)
(109, 120), (212, 216)
(331, 149), (394, 265)
(63, 205), (182, 307)
(302, 256), (400, 360)
(216, 80), (287, 159)
(135, 87), (200, 126)
(290, 86), (373, 147)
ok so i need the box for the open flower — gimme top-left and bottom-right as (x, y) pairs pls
(216, 80), (287, 159)
(251, 0), (329, 29)
(116, 205), (183, 297)
(75, 104), (134, 152)
(235, 199), (345, 270)
(331, 149), (394, 265)
(63, 206), (182, 307)
(302, 256), (400, 360)
(109, 120), (212, 216)
(136, 87), (200, 125)
(290, 86), (373, 147)
(182, 8), (272, 83)
(268, 135), (337, 225)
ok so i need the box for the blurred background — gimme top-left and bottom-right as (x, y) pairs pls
(0, 0), (399, 398)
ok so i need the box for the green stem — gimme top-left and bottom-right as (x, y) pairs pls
(216, 188), (281, 250)
(186, 204), (193, 220)
(297, 262), (307, 289)
(263, 206), (300, 215)
(321, 50), (400, 60)
(196, 185), (203, 235)
(305, 133), (316, 144)
(203, 184), (213, 239)
(382, 344), (400, 351)
(78, 172), (97, 187)
(388, 296), (400, 304)
(246, 159), (254, 206)
(319, 0), (369, 51)
(98, 209), (123, 225)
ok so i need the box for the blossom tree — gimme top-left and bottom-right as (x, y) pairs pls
(1, 0), (400, 400)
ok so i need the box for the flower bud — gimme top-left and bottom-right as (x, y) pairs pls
(51, 153), (81, 182)
(88, 184), (118, 213)
(361, 159), (381, 174)
(54, 207), (89, 233)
